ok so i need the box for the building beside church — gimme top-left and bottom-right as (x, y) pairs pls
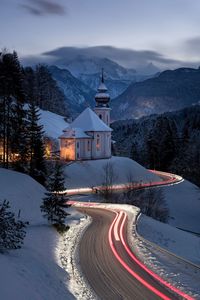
(59, 74), (112, 161)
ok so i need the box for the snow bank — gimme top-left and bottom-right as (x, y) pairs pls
(0, 168), (74, 300)
(0, 168), (45, 224)
(163, 180), (200, 233)
(39, 109), (69, 139)
(0, 226), (74, 300)
(138, 214), (200, 265)
(64, 156), (159, 189)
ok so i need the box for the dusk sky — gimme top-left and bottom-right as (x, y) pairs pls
(1, 0), (200, 68)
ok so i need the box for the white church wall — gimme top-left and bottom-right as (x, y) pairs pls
(94, 107), (111, 126)
(78, 139), (91, 160)
(89, 132), (111, 159)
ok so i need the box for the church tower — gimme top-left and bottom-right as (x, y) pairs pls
(94, 70), (111, 126)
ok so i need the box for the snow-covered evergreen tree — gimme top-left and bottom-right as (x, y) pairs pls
(41, 162), (69, 225)
(0, 200), (27, 252)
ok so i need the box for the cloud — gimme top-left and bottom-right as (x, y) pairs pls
(42, 46), (186, 69)
(20, 0), (66, 16)
(184, 37), (200, 56)
(21, 45), (200, 71)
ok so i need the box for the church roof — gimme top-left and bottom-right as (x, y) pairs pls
(70, 107), (112, 132)
(59, 127), (92, 139)
(95, 71), (110, 105)
(97, 82), (108, 92)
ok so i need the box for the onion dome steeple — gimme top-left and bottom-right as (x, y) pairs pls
(95, 69), (110, 107)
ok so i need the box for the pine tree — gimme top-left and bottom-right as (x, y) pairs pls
(40, 162), (69, 225)
(11, 102), (29, 171)
(27, 102), (46, 184)
(23, 67), (38, 104)
(0, 200), (27, 252)
(0, 50), (25, 168)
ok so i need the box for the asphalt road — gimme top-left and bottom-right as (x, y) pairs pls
(78, 208), (179, 300)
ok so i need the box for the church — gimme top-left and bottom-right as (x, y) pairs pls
(59, 74), (112, 161)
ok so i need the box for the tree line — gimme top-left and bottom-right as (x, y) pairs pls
(112, 106), (200, 187)
(0, 50), (70, 253)
(0, 50), (69, 184)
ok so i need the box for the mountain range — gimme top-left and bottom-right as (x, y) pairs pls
(49, 56), (141, 99)
(48, 65), (95, 115)
(111, 67), (200, 120)
(23, 50), (200, 120)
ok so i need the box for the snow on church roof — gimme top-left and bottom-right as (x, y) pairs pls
(70, 107), (112, 132)
(59, 127), (92, 139)
(98, 82), (108, 92)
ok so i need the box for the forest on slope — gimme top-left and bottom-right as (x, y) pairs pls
(112, 105), (200, 186)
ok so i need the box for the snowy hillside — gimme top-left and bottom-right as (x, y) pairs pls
(0, 168), (45, 224)
(38, 109), (69, 139)
(112, 67), (200, 120)
(137, 178), (200, 267)
(0, 168), (74, 300)
(163, 180), (200, 232)
(138, 214), (200, 265)
(63, 156), (159, 189)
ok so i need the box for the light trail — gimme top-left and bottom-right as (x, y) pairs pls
(62, 170), (183, 195)
(113, 210), (122, 241)
(108, 210), (171, 300)
(117, 211), (194, 300)
(68, 170), (193, 299)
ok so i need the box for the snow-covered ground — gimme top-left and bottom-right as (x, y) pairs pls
(126, 205), (200, 299)
(63, 156), (160, 189)
(0, 168), (45, 224)
(63, 202), (200, 299)
(135, 176), (200, 264)
(163, 180), (200, 233)
(1, 159), (200, 299)
(138, 214), (200, 265)
(136, 180), (200, 298)
(0, 168), (74, 300)
(136, 179), (200, 265)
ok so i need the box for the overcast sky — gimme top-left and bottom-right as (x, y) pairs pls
(1, 0), (200, 67)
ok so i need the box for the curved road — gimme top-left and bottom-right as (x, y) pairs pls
(68, 171), (193, 300)
(78, 208), (181, 300)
